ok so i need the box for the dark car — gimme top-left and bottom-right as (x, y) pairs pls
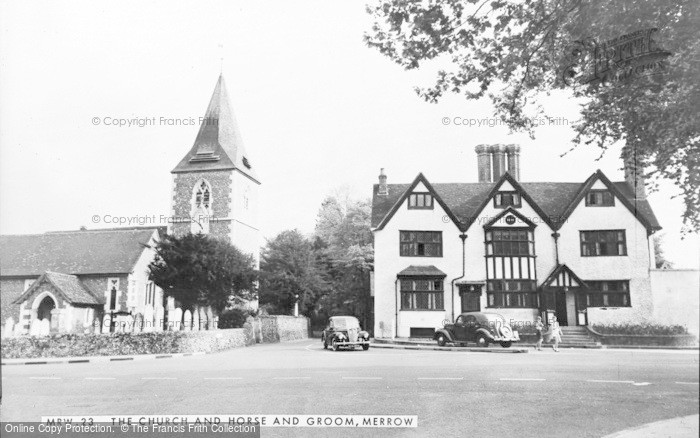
(433, 312), (520, 348)
(322, 316), (370, 351)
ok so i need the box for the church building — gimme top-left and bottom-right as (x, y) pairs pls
(0, 74), (261, 335)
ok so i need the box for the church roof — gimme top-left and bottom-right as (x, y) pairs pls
(13, 272), (103, 305)
(171, 75), (259, 182)
(0, 227), (159, 277)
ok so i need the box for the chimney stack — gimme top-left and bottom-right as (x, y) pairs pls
(623, 147), (646, 200)
(475, 145), (492, 183)
(378, 168), (388, 195)
(505, 144), (521, 181)
(491, 144), (507, 180)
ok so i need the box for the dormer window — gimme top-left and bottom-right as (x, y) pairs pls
(494, 191), (521, 208)
(586, 190), (614, 207)
(408, 193), (433, 209)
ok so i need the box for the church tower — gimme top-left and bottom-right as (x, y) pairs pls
(169, 75), (260, 267)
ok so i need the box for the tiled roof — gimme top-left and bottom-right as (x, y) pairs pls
(48, 272), (103, 305)
(371, 173), (660, 231)
(13, 271), (103, 305)
(172, 75), (259, 182)
(0, 228), (158, 277)
(397, 265), (447, 277)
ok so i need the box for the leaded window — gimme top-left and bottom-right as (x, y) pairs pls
(400, 278), (444, 310)
(580, 230), (627, 256)
(400, 231), (442, 257)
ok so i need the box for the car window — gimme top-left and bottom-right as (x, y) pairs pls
(333, 317), (360, 329)
(465, 315), (477, 326)
(455, 316), (464, 325)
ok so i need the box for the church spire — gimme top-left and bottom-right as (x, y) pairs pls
(171, 75), (258, 182)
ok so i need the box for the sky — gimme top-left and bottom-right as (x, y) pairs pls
(1, 0), (698, 268)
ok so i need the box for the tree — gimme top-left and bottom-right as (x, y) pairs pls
(653, 233), (674, 269)
(314, 195), (374, 329)
(259, 230), (329, 316)
(148, 233), (257, 327)
(365, 0), (700, 231)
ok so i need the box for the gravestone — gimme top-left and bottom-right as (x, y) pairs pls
(93, 317), (102, 334)
(29, 319), (41, 336)
(192, 310), (200, 331)
(3, 317), (15, 338)
(155, 306), (164, 332)
(102, 315), (112, 333)
(183, 310), (192, 331)
(171, 308), (182, 331)
(133, 313), (144, 333)
(14, 321), (25, 337)
(38, 319), (50, 336)
(143, 306), (155, 332)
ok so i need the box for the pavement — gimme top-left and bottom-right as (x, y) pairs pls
(1, 339), (698, 437)
(602, 414), (699, 438)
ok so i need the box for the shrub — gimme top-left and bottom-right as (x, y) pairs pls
(591, 323), (689, 336)
(217, 308), (249, 329)
(0, 329), (254, 359)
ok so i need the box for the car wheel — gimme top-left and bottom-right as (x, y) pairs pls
(436, 334), (447, 347)
(362, 344), (370, 351)
(500, 341), (512, 348)
(476, 334), (490, 348)
(332, 339), (340, 351)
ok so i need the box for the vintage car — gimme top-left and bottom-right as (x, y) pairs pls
(433, 312), (520, 348)
(322, 316), (370, 351)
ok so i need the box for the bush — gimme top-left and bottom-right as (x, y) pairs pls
(1, 329), (255, 359)
(591, 323), (689, 336)
(217, 308), (249, 329)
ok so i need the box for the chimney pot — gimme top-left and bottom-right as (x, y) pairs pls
(623, 148), (646, 200)
(475, 144), (492, 183)
(491, 144), (507, 180)
(378, 168), (388, 195)
(505, 144), (521, 181)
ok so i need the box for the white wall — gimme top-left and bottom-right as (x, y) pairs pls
(373, 183), (463, 338)
(127, 229), (164, 330)
(374, 176), (659, 336)
(650, 269), (700, 337)
(230, 171), (261, 268)
(558, 183), (654, 324)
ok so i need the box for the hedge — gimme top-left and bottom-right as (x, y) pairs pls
(591, 323), (689, 336)
(1, 328), (253, 359)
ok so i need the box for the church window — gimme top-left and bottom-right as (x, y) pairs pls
(195, 181), (211, 209)
(107, 278), (119, 311)
(191, 180), (212, 234)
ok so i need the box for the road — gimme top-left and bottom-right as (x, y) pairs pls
(1, 340), (698, 437)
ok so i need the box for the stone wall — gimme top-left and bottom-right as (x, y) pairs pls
(0, 279), (27, 324)
(1, 326), (255, 359)
(170, 171), (233, 239)
(259, 315), (310, 343)
(2, 316), (310, 359)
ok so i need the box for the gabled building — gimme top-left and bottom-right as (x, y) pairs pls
(371, 144), (666, 338)
(0, 227), (165, 334)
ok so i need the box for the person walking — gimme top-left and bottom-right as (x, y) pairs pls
(549, 316), (563, 352)
(534, 316), (545, 351)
